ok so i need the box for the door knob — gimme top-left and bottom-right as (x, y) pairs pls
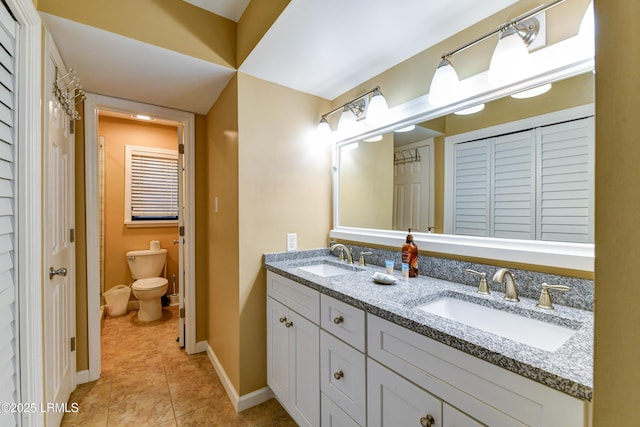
(49, 267), (68, 280)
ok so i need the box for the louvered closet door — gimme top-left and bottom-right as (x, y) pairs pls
(538, 117), (594, 243)
(0, 4), (18, 427)
(491, 129), (536, 240)
(453, 140), (490, 236)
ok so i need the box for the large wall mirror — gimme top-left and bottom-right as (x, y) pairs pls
(330, 2), (595, 271)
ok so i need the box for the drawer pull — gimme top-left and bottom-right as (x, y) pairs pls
(285, 321), (294, 328)
(333, 370), (344, 380)
(419, 414), (435, 427)
(333, 315), (344, 324)
(279, 316), (287, 323)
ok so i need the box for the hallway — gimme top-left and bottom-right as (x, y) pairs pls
(62, 306), (294, 426)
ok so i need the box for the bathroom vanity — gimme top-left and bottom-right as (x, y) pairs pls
(264, 251), (593, 427)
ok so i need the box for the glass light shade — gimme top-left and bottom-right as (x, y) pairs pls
(337, 107), (357, 133)
(488, 27), (530, 86)
(428, 58), (460, 106)
(365, 92), (389, 126)
(454, 104), (485, 115)
(364, 135), (383, 142)
(395, 124), (415, 133)
(511, 83), (552, 99)
(316, 117), (331, 136)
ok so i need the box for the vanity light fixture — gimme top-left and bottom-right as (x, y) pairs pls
(395, 124), (416, 133)
(427, 0), (567, 102)
(454, 103), (485, 115)
(511, 82), (552, 99)
(428, 57), (461, 106)
(316, 86), (389, 139)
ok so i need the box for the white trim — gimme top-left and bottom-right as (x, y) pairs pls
(195, 340), (208, 353)
(206, 343), (274, 413)
(329, 227), (594, 271)
(76, 370), (90, 385)
(84, 93), (197, 383)
(10, 0), (44, 425)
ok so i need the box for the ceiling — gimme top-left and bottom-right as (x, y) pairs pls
(40, 0), (520, 115)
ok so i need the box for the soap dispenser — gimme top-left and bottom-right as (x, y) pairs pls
(401, 228), (419, 277)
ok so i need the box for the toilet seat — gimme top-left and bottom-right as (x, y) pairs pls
(132, 277), (168, 291)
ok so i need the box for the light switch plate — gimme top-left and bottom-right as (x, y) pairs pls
(287, 233), (297, 251)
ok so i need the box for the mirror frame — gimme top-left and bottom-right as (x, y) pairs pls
(330, 34), (595, 271)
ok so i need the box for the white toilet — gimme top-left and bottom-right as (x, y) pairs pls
(127, 248), (168, 321)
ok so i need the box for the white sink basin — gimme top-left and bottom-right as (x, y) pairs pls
(416, 296), (577, 352)
(297, 263), (354, 278)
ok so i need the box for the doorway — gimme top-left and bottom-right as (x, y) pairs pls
(83, 94), (197, 382)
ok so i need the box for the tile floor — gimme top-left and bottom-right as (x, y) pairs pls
(62, 305), (295, 426)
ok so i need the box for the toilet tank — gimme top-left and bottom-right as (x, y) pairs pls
(126, 249), (167, 279)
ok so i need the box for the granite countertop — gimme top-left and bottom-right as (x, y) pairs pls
(264, 253), (593, 401)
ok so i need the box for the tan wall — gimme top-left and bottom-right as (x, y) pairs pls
(37, 0), (236, 68)
(236, 0), (291, 66)
(194, 114), (209, 342)
(339, 134), (394, 229)
(237, 73), (331, 394)
(100, 116), (180, 291)
(207, 75), (241, 392)
(593, 2), (640, 423)
(74, 101), (88, 371)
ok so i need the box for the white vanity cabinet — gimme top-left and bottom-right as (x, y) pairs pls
(367, 314), (589, 427)
(267, 272), (320, 427)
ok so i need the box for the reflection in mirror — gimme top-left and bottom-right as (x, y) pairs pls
(337, 71), (595, 243)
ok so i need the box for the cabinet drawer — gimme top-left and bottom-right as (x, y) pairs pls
(321, 294), (365, 352)
(367, 358), (442, 427)
(367, 314), (587, 427)
(321, 393), (361, 427)
(320, 331), (366, 425)
(267, 271), (320, 323)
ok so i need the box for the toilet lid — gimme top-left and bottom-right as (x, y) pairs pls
(132, 277), (168, 290)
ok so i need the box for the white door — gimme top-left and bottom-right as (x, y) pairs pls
(393, 141), (434, 233)
(177, 125), (185, 346)
(44, 35), (76, 427)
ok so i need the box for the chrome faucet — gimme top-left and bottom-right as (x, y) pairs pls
(330, 243), (353, 264)
(492, 268), (520, 302)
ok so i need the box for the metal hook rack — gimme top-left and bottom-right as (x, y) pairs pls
(394, 148), (421, 165)
(54, 67), (85, 121)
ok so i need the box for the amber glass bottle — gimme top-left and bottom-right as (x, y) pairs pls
(401, 229), (419, 277)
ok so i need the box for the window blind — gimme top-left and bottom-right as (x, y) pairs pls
(0, 3), (18, 426)
(130, 151), (179, 220)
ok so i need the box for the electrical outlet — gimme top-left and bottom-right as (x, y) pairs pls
(287, 233), (297, 251)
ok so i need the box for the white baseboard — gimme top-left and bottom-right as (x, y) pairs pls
(205, 342), (274, 412)
(195, 340), (208, 353)
(76, 370), (90, 385)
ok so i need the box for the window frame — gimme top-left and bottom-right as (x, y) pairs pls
(124, 144), (179, 227)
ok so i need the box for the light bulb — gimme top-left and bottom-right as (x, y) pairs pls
(365, 91), (389, 126)
(511, 83), (552, 99)
(454, 104), (485, 115)
(488, 27), (530, 86)
(337, 107), (357, 134)
(428, 58), (460, 106)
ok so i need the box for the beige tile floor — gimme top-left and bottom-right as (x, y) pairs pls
(62, 305), (295, 427)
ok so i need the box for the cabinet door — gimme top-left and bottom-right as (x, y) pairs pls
(443, 403), (485, 427)
(267, 297), (290, 403)
(322, 393), (361, 427)
(290, 310), (320, 427)
(368, 358), (442, 427)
